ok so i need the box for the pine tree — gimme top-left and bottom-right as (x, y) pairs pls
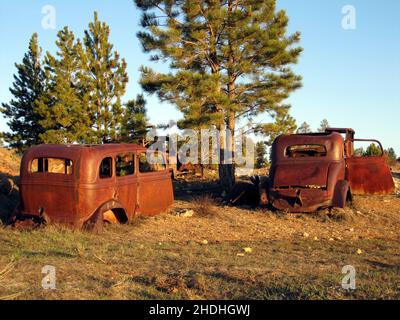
(318, 119), (330, 132)
(255, 142), (267, 169)
(1, 33), (45, 152)
(364, 143), (382, 156)
(297, 121), (311, 134)
(35, 27), (93, 144)
(135, 0), (303, 192)
(258, 112), (297, 145)
(354, 147), (364, 156)
(385, 147), (397, 166)
(83, 12), (129, 143)
(385, 148), (397, 161)
(120, 94), (149, 144)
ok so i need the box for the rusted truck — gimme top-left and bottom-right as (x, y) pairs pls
(258, 128), (395, 212)
(17, 144), (174, 230)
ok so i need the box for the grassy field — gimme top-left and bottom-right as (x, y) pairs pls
(0, 148), (399, 300)
(1, 195), (399, 300)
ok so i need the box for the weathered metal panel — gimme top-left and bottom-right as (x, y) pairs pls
(137, 171), (174, 216)
(267, 131), (346, 212)
(273, 162), (330, 188)
(19, 144), (174, 229)
(347, 156), (395, 195)
(265, 128), (394, 213)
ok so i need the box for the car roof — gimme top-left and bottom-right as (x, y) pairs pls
(22, 144), (148, 160)
(272, 132), (344, 161)
(275, 132), (343, 145)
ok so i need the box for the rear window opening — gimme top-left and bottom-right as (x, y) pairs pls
(31, 158), (73, 175)
(285, 145), (327, 158)
(139, 152), (166, 173)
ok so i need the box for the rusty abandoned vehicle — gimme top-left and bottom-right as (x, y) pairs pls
(256, 128), (395, 213)
(17, 144), (174, 230)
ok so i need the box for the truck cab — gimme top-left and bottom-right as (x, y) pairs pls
(261, 128), (394, 212)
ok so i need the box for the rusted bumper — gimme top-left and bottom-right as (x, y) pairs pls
(268, 188), (332, 213)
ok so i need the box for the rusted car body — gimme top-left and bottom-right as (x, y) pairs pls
(18, 144), (174, 229)
(259, 128), (395, 212)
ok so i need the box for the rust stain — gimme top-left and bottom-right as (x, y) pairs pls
(18, 144), (174, 230)
(260, 128), (394, 212)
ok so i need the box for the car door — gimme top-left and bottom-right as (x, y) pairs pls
(346, 139), (395, 195)
(137, 151), (174, 216)
(114, 152), (138, 219)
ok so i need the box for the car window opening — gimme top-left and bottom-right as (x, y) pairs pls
(99, 157), (113, 179)
(31, 158), (73, 175)
(139, 152), (166, 173)
(285, 144), (327, 158)
(116, 153), (135, 177)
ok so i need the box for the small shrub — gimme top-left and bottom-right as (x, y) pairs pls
(192, 195), (218, 217)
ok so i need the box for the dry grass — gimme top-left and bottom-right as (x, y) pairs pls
(191, 195), (218, 217)
(0, 191), (399, 300)
(0, 151), (399, 300)
(0, 148), (20, 176)
(0, 225), (399, 300)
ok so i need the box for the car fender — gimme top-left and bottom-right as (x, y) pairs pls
(332, 180), (350, 208)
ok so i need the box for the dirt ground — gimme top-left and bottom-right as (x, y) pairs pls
(0, 148), (399, 300)
(1, 185), (399, 300)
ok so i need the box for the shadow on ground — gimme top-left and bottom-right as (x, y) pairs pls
(173, 177), (260, 208)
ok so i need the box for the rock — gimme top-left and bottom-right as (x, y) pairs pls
(236, 253), (245, 257)
(357, 249), (363, 255)
(303, 232), (309, 238)
(181, 209), (194, 217)
(313, 236), (319, 241)
(331, 207), (346, 214)
(243, 247), (253, 253)
(173, 209), (194, 217)
(201, 240), (208, 245)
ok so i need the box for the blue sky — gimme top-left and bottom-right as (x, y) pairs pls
(0, 0), (399, 153)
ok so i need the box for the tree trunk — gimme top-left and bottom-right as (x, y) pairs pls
(219, 162), (235, 194)
(218, 116), (235, 194)
(219, 13), (237, 195)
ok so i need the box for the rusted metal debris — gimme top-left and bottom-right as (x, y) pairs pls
(17, 144), (174, 231)
(256, 128), (395, 213)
